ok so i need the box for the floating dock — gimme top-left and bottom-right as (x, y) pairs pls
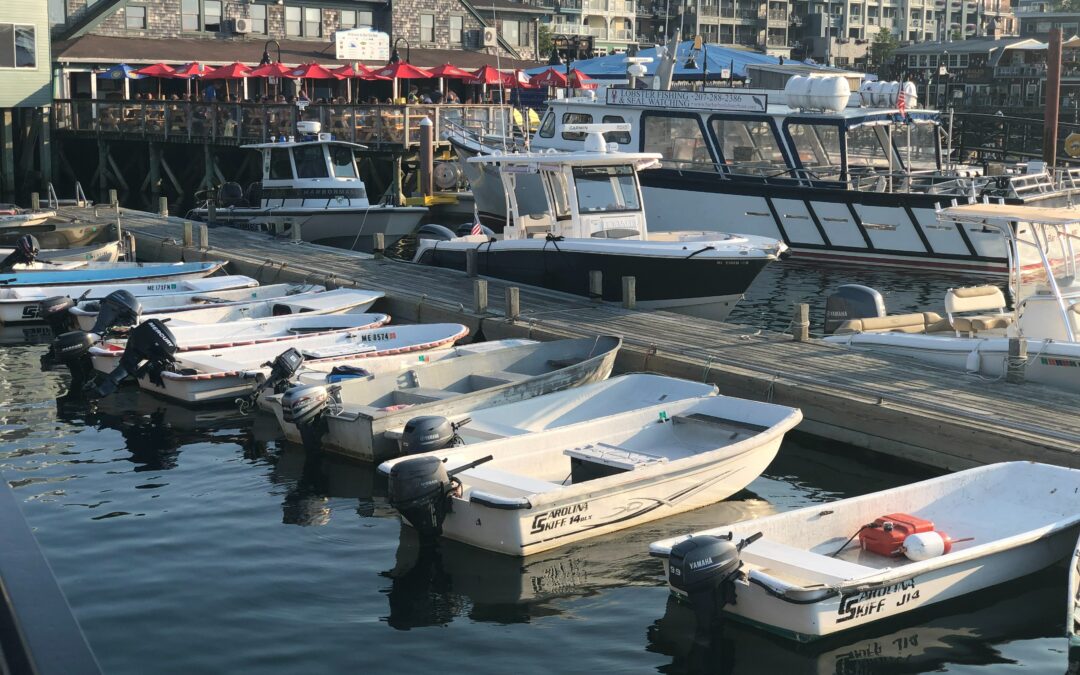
(56, 204), (1080, 472)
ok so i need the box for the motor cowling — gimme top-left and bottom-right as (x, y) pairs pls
(38, 295), (76, 336)
(0, 234), (39, 272)
(88, 290), (141, 336)
(668, 534), (749, 633)
(398, 416), (470, 456)
(42, 330), (98, 384)
(281, 383), (336, 451)
(824, 284), (886, 335)
(387, 455), (452, 539)
(87, 318), (177, 399)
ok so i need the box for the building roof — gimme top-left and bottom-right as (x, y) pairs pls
(52, 35), (541, 69)
(465, 0), (552, 15)
(895, 37), (1039, 55)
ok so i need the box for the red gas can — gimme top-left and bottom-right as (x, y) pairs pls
(858, 513), (936, 557)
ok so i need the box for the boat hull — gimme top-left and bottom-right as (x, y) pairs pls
(1071, 533), (1080, 654)
(0, 261), (225, 287)
(198, 207), (427, 252)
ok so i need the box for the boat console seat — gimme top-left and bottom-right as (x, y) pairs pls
(564, 443), (667, 472)
(461, 466), (561, 498)
(945, 286), (1014, 335)
(742, 539), (877, 585)
(834, 312), (950, 335)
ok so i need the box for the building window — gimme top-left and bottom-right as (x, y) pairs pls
(340, 9), (356, 29)
(181, 0), (200, 31)
(204, 0), (222, 31)
(48, 0), (66, 26)
(304, 7), (322, 36)
(0, 24), (35, 68)
(126, 5), (147, 29)
(420, 14), (434, 42)
(503, 20), (520, 45)
(250, 4), (267, 33)
(450, 16), (463, 43)
(358, 10), (373, 26)
(285, 6), (301, 35)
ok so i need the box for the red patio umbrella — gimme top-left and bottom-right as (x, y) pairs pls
(568, 69), (597, 90)
(171, 62), (206, 99)
(288, 62), (340, 101)
(372, 62), (433, 101)
(427, 63), (473, 96)
(134, 62), (176, 97)
(501, 69), (537, 89)
(354, 64), (391, 81)
(329, 64), (388, 102)
(249, 62), (294, 78)
(202, 62), (251, 79)
(468, 65), (504, 85)
(529, 67), (568, 88)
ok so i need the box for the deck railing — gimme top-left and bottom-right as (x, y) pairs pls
(51, 100), (515, 147)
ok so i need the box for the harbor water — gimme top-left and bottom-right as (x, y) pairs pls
(1, 259), (1071, 674)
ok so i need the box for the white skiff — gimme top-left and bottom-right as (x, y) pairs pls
(378, 394), (801, 556)
(0, 240), (123, 264)
(265, 335), (621, 462)
(649, 461), (1080, 642)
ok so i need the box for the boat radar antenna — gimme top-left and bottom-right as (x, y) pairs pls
(563, 123), (632, 153)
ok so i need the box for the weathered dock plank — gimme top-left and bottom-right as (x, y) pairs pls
(59, 205), (1080, 471)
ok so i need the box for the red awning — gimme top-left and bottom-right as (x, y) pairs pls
(202, 62), (252, 79)
(373, 62), (435, 79)
(288, 62), (340, 79)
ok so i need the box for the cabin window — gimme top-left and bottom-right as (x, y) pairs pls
(329, 146), (357, 178)
(546, 172), (572, 220)
(601, 115), (631, 145)
(538, 111), (555, 138)
(787, 123), (842, 178)
(510, 172), (552, 220)
(562, 112), (593, 141)
(269, 148), (293, 179)
(846, 124), (894, 170)
(293, 145), (329, 178)
(709, 118), (789, 176)
(573, 165), (641, 213)
(902, 122), (940, 171)
(641, 114), (716, 172)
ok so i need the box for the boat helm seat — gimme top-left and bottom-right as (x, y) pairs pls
(834, 312), (948, 335)
(945, 286), (1014, 336)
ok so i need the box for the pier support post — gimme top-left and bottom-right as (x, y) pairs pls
(149, 142), (162, 207)
(466, 248), (478, 277)
(621, 276), (636, 310)
(473, 279), (488, 314)
(196, 223), (209, 250)
(588, 270), (603, 301)
(290, 221), (301, 243)
(182, 221), (193, 248)
(419, 117), (433, 197)
(1, 110), (14, 200)
(1007, 337), (1028, 384)
(794, 303), (810, 341)
(158, 196), (168, 217)
(108, 188), (117, 206)
(505, 286), (520, 321)
(30, 192), (39, 210)
(373, 232), (384, 259)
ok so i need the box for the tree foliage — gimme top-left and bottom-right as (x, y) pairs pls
(538, 24), (554, 58)
(870, 27), (900, 75)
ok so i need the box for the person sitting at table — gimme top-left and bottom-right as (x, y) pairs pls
(407, 87), (420, 104)
(445, 90), (460, 104)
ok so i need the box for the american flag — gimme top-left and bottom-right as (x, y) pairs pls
(470, 219), (483, 236)
(897, 89), (906, 116)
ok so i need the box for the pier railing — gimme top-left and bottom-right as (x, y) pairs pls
(51, 100), (515, 149)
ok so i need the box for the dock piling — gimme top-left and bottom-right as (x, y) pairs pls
(506, 286), (520, 321)
(108, 189), (117, 206)
(291, 222), (302, 243)
(588, 270), (602, 301)
(182, 221), (193, 247)
(621, 276), (636, 310)
(1007, 337), (1028, 384)
(196, 223), (208, 250)
(30, 192), (39, 210)
(158, 196), (168, 217)
(794, 303), (810, 341)
(419, 117), (434, 197)
(473, 279), (488, 314)
(466, 249), (478, 277)
(373, 233), (384, 259)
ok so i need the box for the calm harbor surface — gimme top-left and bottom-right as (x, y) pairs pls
(1, 259), (1070, 674)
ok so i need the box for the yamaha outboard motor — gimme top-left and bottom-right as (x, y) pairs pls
(387, 453), (493, 541)
(237, 347), (305, 413)
(43, 330), (99, 385)
(87, 318), (177, 399)
(668, 532), (762, 634)
(823, 284), (886, 335)
(398, 416), (471, 456)
(39, 295), (77, 336)
(88, 290), (141, 335)
(281, 383), (337, 452)
(0, 234), (39, 272)
(415, 224), (458, 241)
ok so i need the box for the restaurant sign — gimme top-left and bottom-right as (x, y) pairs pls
(335, 29), (390, 62)
(605, 88), (768, 113)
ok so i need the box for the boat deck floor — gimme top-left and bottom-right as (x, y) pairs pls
(67, 205), (1080, 471)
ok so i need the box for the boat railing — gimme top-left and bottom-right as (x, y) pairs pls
(1056, 167), (1080, 191)
(441, 113), (522, 152)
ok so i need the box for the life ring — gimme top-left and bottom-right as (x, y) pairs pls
(1066, 132), (1080, 158)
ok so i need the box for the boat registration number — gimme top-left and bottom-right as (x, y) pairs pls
(836, 579), (920, 624)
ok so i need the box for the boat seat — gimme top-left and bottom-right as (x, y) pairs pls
(392, 387), (458, 404)
(461, 465), (561, 498)
(742, 539), (877, 585)
(834, 312), (947, 335)
(564, 443), (667, 472)
(945, 286), (1014, 335)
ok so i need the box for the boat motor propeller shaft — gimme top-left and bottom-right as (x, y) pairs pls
(668, 532), (763, 634)
(86, 318), (177, 399)
(387, 454), (493, 541)
(0, 235), (39, 272)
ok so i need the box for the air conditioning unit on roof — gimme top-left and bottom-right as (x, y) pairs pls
(482, 26), (498, 46)
(233, 17), (252, 34)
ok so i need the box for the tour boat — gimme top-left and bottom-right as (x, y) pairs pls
(452, 78), (1080, 274)
(0, 260), (226, 287)
(190, 122), (427, 252)
(265, 336), (621, 462)
(649, 461), (1080, 642)
(415, 126), (785, 320)
(378, 393), (801, 556)
(823, 203), (1080, 392)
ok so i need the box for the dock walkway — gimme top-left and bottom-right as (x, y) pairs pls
(61, 204), (1080, 471)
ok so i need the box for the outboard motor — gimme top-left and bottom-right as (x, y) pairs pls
(39, 295), (77, 336)
(823, 284), (886, 335)
(454, 222), (495, 238)
(0, 234), (39, 272)
(398, 415), (471, 456)
(217, 181), (246, 208)
(42, 330), (99, 385)
(415, 224), (459, 241)
(387, 453), (493, 541)
(237, 347), (305, 413)
(281, 383), (338, 451)
(88, 290), (141, 335)
(86, 318), (177, 399)
(668, 532), (762, 634)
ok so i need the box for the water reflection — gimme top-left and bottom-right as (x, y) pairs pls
(646, 568), (1065, 675)
(265, 443), (381, 526)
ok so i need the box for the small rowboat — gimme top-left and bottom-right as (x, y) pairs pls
(0, 275), (258, 326)
(0, 261), (226, 287)
(378, 393), (800, 556)
(0, 240), (123, 264)
(108, 323), (470, 405)
(266, 336), (621, 463)
(649, 462), (1080, 643)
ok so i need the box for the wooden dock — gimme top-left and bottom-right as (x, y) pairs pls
(59, 204), (1080, 472)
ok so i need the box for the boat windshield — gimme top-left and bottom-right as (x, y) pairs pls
(573, 165), (641, 213)
(901, 122), (940, 171)
(329, 145), (357, 178)
(710, 118), (790, 177)
(787, 123), (842, 179)
(846, 124), (895, 171)
(293, 145), (329, 179)
(510, 171), (553, 219)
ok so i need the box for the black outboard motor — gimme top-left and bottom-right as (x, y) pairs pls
(0, 234), (39, 272)
(454, 222), (495, 238)
(415, 224), (458, 241)
(44, 330), (99, 385)
(87, 318), (177, 399)
(237, 348), (306, 413)
(281, 383), (338, 451)
(387, 453), (493, 541)
(217, 181), (246, 208)
(823, 284), (886, 335)
(39, 295), (77, 336)
(398, 416), (471, 456)
(88, 290), (141, 335)
(668, 532), (762, 634)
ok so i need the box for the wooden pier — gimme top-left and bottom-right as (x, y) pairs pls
(57, 204), (1080, 472)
